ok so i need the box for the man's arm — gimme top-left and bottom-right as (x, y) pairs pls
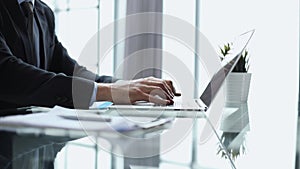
(0, 30), (95, 109)
(44, 36), (179, 106)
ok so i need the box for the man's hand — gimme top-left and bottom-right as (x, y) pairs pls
(96, 77), (181, 105)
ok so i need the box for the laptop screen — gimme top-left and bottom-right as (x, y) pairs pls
(200, 30), (255, 107)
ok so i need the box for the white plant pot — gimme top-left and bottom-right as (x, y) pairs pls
(225, 73), (251, 103)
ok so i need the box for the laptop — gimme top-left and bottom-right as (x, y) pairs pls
(108, 30), (255, 112)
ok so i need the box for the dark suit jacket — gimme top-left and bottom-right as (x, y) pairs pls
(0, 0), (116, 109)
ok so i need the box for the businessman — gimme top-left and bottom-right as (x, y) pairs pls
(0, 0), (180, 109)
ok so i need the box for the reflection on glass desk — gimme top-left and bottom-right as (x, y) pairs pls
(217, 103), (249, 161)
(0, 107), (177, 169)
(0, 131), (71, 169)
(0, 123), (173, 169)
(0, 105), (231, 169)
(217, 103), (250, 160)
(0, 98), (297, 169)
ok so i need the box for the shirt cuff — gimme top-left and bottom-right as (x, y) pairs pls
(89, 82), (98, 106)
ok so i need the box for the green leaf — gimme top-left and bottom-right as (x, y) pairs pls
(221, 48), (225, 56)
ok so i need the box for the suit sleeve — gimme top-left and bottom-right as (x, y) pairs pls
(0, 30), (95, 109)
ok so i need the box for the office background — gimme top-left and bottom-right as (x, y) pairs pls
(42, 0), (299, 168)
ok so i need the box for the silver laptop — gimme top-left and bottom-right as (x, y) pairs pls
(109, 30), (255, 112)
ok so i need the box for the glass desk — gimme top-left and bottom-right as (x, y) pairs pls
(0, 107), (217, 169)
(0, 96), (298, 169)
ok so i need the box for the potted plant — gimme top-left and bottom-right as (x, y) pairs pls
(220, 43), (252, 103)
